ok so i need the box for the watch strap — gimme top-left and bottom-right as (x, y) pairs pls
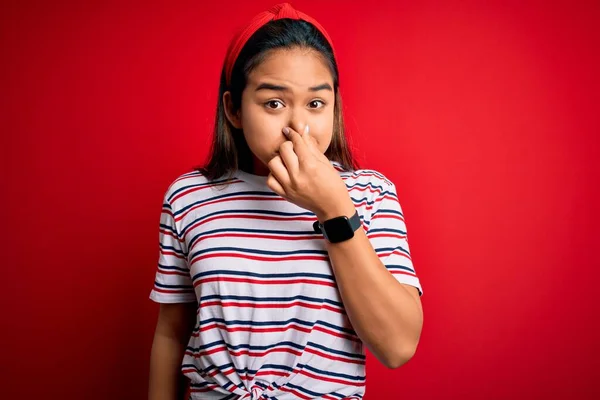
(312, 210), (361, 234)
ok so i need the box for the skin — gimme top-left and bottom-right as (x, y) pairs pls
(148, 302), (196, 400)
(223, 46), (334, 177)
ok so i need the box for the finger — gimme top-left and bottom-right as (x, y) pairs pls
(302, 124), (312, 145)
(303, 125), (325, 160)
(282, 126), (310, 161)
(302, 124), (314, 150)
(267, 154), (291, 190)
(278, 140), (300, 177)
(267, 172), (287, 199)
(304, 125), (317, 153)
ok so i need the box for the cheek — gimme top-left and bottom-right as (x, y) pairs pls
(309, 115), (334, 149)
(240, 102), (283, 157)
(243, 110), (280, 140)
(240, 99), (265, 133)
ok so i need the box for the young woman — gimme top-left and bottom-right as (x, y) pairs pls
(148, 3), (424, 400)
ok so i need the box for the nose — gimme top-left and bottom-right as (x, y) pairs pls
(287, 118), (308, 136)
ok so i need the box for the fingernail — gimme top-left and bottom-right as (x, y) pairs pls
(283, 127), (290, 136)
(304, 125), (310, 135)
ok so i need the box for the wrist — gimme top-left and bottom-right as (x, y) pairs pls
(316, 200), (356, 222)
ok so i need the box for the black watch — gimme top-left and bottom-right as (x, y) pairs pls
(312, 210), (361, 243)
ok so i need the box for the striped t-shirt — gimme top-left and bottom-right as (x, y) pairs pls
(149, 159), (423, 400)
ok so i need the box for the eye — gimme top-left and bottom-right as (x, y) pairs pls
(264, 100), (284, 110)
(308, 100), (326, 109)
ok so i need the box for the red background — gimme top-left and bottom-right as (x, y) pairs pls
(2, 0), (599, 398)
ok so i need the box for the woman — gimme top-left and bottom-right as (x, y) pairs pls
(148, 3), (424, 399)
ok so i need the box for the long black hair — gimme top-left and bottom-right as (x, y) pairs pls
(196, 18), (359, 184)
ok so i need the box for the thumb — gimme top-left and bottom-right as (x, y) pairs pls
(304, 127), (327, 161)
(303, 124), (316, 151)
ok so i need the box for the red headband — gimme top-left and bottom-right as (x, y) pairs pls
(224, 2), (336, 86)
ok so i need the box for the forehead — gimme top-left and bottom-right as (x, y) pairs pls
(247, 47), (333, 89)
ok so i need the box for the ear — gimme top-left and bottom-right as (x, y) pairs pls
(223, 91), (242, 129)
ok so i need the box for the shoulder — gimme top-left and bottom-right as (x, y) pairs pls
(161, 170), (204, 202)
(332, 161), (396, 198)
(161, 168), (229, 208)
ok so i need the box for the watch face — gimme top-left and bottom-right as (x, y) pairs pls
(323, 216), (354, 243)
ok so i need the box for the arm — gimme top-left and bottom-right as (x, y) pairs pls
(149, 302), (197, 400)
(316, 200), (424, 369)
(264, 125), (423, 368)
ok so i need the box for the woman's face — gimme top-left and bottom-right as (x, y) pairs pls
(225, 47), (335, 176)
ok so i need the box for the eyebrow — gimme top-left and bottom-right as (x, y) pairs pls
(255, 82), (333, 92)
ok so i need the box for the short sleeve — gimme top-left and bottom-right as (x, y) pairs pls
(367, 181), (423, 296)
(149, 192), (197, 303)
